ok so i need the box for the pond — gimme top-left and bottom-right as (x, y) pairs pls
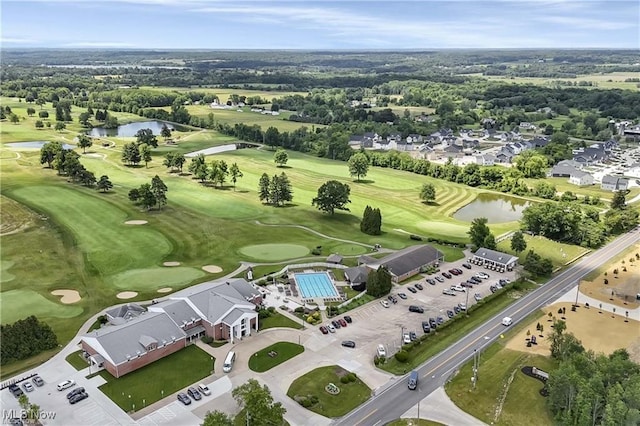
(453, 193), (532, 223)
(6, 141), (75, 150)
(88, 121), (186, 138)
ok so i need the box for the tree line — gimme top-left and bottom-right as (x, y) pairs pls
(40, 141), (113, 191)
(1, 316), (58, 365)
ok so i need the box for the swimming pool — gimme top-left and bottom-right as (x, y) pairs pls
(294, 272), (339, 299)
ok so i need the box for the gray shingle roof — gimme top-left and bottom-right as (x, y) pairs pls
(326, 254), (344, 264)
(152, 300), (199, 327)
(84, 312), (185, 365)
(344, 266), (369, 284)
(221, 308), (255, 325)
(473, 248), (518, 266)
(376, 245), (443, 278)
(570, 170), (592, 179)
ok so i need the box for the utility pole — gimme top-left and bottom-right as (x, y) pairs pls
(472, 349), (479, 390)
(465, 287), (470, 315)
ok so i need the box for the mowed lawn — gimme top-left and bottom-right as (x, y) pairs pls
(445, 344), (557, 426)
(98, 345), (212, 412)
(248, 342), (304, 372)
(497, 234), (590, 268)
(287, 366), (371, 418)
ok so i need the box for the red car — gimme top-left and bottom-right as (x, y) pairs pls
(338, 318), (348, 327)
(320, 326), (328, 335)
(449, 269), (460, 276)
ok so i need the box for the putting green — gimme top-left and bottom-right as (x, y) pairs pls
(109, 267), (206, 290)
(239, 244), (310, 261)
(0, 290), (83, 324)
(329, 243), (368, 256)
(1, 261), (15, 283)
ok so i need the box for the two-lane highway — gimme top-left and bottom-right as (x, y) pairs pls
(336, 228), (640, 426)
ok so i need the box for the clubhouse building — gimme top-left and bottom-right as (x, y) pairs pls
(470, 247), (518, 272)
(81, 279), (262, 378)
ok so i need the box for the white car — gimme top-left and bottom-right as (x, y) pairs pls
(403, 333), (411, 344)
(451, 285), (466, 292)
(377, 344), (387, 358)
(380, 300), (390, 308)
(327, 324), (336, 333)
(502, 317), (513, 326)
(477, 272), (490, 279)
(442, 288), (456, 296)
(57, 380), (75, 391)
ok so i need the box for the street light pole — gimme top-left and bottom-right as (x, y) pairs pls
(465, 287), (469, 316)
(573, 280), (580, 309)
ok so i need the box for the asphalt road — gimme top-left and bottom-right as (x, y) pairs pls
(336, 228), (640, 426)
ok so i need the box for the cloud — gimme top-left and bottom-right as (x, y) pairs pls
(537, 15), (635, 30)
(1, 37), (39, 43)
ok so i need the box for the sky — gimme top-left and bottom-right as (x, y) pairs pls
(1, 0), (638, 49)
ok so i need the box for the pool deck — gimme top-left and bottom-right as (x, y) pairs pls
(293, 271), (341, 301)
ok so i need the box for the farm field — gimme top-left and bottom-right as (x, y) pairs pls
(497, 234), (591, 269)
(139, 86), (309, 102)
(480, 72), (640, 91)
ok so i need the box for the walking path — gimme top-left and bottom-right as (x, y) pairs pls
(402, 387), (488, 426)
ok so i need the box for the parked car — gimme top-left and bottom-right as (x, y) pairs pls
(22, 382), (34, 393)
(380, 300), (390, 308)
(474, 273), (486, 280)
(177, 393), (191, 405)
(341, 340), (356, 348)
(338, 318), (348, 327)
(331, 320), (341, 329)
(422, 321), (431, 333)
(426, 278), (436, 285)
(442, 272), (452, 279)
(477, 272), (490, 279)
(453, 268), (463, 274)
(32, 376), (44, 387)
(458, 303), (467, 311)
(8, 384), (23, 398)
(442, 288), (456, 296)
(429, 317), (437, 328)
(57, 380), (75, 391)
(343, 316), (353, 323)
(67, 387), (85, 400)
(327, 324), (336, 333)
(490, 285), (498, 293)
(495, 282), (503, 289)
(469, 277), (481, 284)
(187, 387), (202, 401)
(403, 333), (412, 344)
(415, 283), (424, 290)
(462, 263), (472, 269)
(408, 305), (424, 313)
(449, 269), (460, 276)
(377, 344), (387, 358)
(198, 384), (211, 396)
(398, 293), (408, 299)
(407, 286), (417, 293)
(69, 391), (88, 405)
(435, 276), (445, 283)
(461, 282), (474, 288)
(410, 331), (417, 341)
(474, 293), (482, 301)
(436, 316), (445, 325)
(447, 310), (455, 318)
(451, 284), (465, 292)
(320, 325), (328, 334)
(499, 278), (511, 285)
(453, 305), (461, 314)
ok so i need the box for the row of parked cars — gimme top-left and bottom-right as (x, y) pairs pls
(319, 315), (352, 334)
(7, 375), (45, 398)
(177, 383), (211, 405)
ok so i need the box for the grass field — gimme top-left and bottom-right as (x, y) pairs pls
(248, 342), (304, 372)
(482, 72), (640, 91)
(65, 350), (89, 371)
(259, 312), (304, 330)
(523, 177), (640, 201)
(98, 344), (212, 412)
(286, 365), (371, 418)
(497, 234), (591, 268)
(0, 290), (83, 323)
(445, 344), (556, 426)
(239, 244), (310, 261)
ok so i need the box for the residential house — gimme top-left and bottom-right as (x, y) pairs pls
(519, 122), (536, 130)
(601, 175), (629, 191)
(406, 134), (423, 144)
(530, 137), (550, 148)
(572, 141), (616, 166)
(476, 153), (496, 166)
(569, 170), (594, 186)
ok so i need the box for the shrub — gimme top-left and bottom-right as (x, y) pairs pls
(395, 350), (410, 363)
(201, 336), (213, 344)
(312, 312), (320, 319)
(340, 375), (350, 384)
(294, 307), (304, 313)
(267, 306), (276, 314)
(311, 248), (321, 255)
(347, 373), (357, 382)
(306, 316), (314, 324)
(409, 234), (423, 241)
(374, 357), (380, 366)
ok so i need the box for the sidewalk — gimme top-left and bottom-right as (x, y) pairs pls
(553, 286), (640, 321)
(402, 387), (487, 426)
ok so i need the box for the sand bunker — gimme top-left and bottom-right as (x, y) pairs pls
(51, 289), (81, 304)
(202, 265), (223, 273)
(163, 261), (181, 267)
(157, 287), (173, 293)
(124, 220), (148, 225)
(116, 291), (138, 299)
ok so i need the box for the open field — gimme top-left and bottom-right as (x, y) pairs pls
(139, 86), (309, 102)
(259, 312), (304, 330)
(497, 234), (591, 269)
(248, 342), (304, 372)
(479, 72), (640, 91)
(98, 345), (212, 412)
(523, 177), (640, 201)
(185, 105), (313, 133)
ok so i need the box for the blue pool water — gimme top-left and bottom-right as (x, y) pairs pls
(294, 272), (339, 299)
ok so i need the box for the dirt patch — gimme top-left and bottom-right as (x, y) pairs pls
(579, 244), (640, 309)
(116, 291), (138, 299)
(124, 220), (148, 225)
(202, 265), (223, 273)
(51, 289), (81, 304)
(506, 302), (640, 362)
(157, 287), (172, 293)
(163, 261), (181, 267)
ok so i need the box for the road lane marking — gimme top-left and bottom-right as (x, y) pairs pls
(355, 408), (378, 426)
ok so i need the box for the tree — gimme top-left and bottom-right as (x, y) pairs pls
(163, 152), (185, 173)
(160, 124), (172, 141)
(268, 173), (293, 206)
(523, 250), (554, 277)
(151, 175), (168, 209)
(135, 128), (158, 148)
(202, 410), (233, 426)
(77, 134), (92, 154)
(54, 121), (65, 131)
(78, 111), (91, 126)
(468, 217), (491, 249)
(0, 316), (58, 365)
(96, 175), (113, 193)
(121, 143), (141, 166)
(258, 173), (271, 203)
(231, 379), (286, 426)
(36, 98), (45, 109)
(26, 107), (35, 117)
(140, 144), (152, 168)
(229, 162), (243, 190)
(189, 154), (208, 182)
(79, 170), (97, 187)
(360, 205), (382, 235)
(138, 184), (157, 210)
(610, 190), (627, 210)
(273, 149), (289, 167)
(366, 266), (392, 297)
(312, 180), (351, 215)
(38, 110), (49, 119)
(35, 120), (44, 128)
(511, 231), (527, 254)
(420, 183), (436, 203)
(483, 233), (497, 250)
(348, 152), (369, 181)
(40, 141), (62, 168)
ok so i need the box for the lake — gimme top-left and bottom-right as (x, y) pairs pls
(453, 193), (532, 223)
(88, 121), (184, 138)
(6, 141), (75, 150)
